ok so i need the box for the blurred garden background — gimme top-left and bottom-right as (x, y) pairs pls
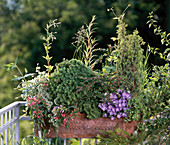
(0, 0), (170, 139)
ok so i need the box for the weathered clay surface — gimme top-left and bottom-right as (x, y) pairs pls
(35, 114), (138, 138)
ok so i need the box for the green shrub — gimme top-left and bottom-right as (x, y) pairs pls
(48, 59), (98, 125)
(50, 58), (94, 105)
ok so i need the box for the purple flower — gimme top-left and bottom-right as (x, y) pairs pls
(119, 107), (123, 111)
(60, 109), (64, 113)
(118, 103), (123, 108)
(113, 100), (119, 104)
(99, 89), (131, 119)
(118, 99), (123, 104)
(115, 108), (120, 112)
(109, 93), (117, 100)
(122, 102), (127, 107)
(98, 103), (102, 108)
(52, 106), (58, 112)
(123, 107), (128, 111)
(117, 112), (122, 118)
(109, 111), (115, 116)
(121, 91), (132, 100)
(127, 94), (132, 99)
(122, 91), (128, 98)
(108, 105), (113, 110)
(115, 103), (119, 108)
(111, 107), (116, 112)
(107, 102), (111, 105)
(111, 116), (115, 120)
(122, 99), (127, 103)
(103, 113), (107, 117)
(123, 107), (129, 112)
(98, 103), (107, 111)
(107, 109), (111, 113)
(117, 89), (123, 94)
(123, 91), (132, 99)
(122, 113), (127, 117)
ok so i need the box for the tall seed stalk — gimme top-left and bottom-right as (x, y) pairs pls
(72, 15), (101, 69)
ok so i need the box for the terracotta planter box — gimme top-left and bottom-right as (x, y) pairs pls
(35, 114), (138, 138)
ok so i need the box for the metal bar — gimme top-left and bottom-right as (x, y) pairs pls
(1, 114), (3, 145)
(95, 138), (97, 145)
(20, 116), (31, 120)
(5, 112), (7, 145)
(0, 101), (26, 116)
(79, 138), (82, 145)
(9, 110), (11, 145)
(15, 106), (20, 144)
(64, 138), (67, 145)
(0, 132), (3, 145)
(48, 138), (52, 144)
(0, 117), (19, 133)
(38, 131), (42, 138)
(12, 108), (15, 145)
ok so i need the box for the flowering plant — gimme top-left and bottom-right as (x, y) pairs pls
(20, 70), (51, 125)
(98, 89), (132, 120)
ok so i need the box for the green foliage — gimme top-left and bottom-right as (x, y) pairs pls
(77, 73), (125, 119)
(96, 128), (145, 145)
(0, 0), (164, 109)
(17, 135), (65, 145)
(141, 64), (170, 143)
(69, 138), (97, 145)
(147, 11), (170, 62)
(42, 19), (61, 74)
(48, 59), (95, 125)
(109, 15), (145, 96)
(147, 11), (170, 47)
(127, 12), (170, 144)
(3, 18), (62, 130)
(96, 10), (169, 144)
(50, 59), (94, 103)
(140, 12), (170, 144)
(0, 1), (169, 143)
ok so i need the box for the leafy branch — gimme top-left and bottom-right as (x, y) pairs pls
(4, 57), (34, 82)
(147, 11), (170, 61)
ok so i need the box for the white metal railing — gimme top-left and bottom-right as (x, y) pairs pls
(0, 102), (24, 145)
(0, 102), (98, 145)
(0, 101), (30, 145)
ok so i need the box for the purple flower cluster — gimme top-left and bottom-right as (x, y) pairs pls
(98, 89), (132, 120)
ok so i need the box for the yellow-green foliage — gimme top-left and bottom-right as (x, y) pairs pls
(114, 18), (145, 96)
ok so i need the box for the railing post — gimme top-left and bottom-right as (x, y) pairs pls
(1, 114), (3, 145)
(9, 110), (11, 144)
(12, 108), (15, 145)
(95, 138), (97, 145)
(5, 112), (7, 144)
(79, 138), (82, 145)
(64, 138), (67, 145)
(15, 105), (20, 145)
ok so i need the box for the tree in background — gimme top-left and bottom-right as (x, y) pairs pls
(0, 0), (168, 107)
